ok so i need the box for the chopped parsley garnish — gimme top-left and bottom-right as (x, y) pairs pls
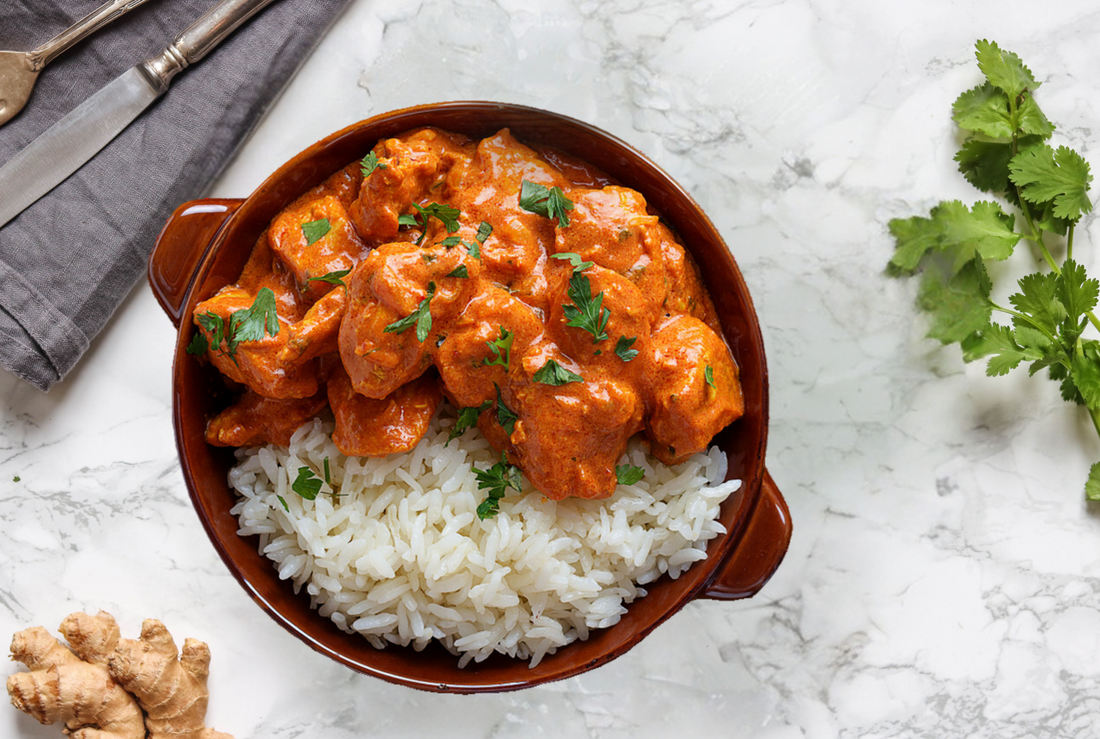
(291, 466), (323, 500)
(518, 180), (575, 226)
(483, 326), (513, 369)
(438, 236), (463, 249)
(615, 336), (639, 362)
(704, 365), (716, 388)
(447, 400), (492, 445)
(401, 202), (462, 245)
(290, 459), (337, 501)
(495, 384), (518, 435)
(383, 281), (436, 342)
(474, 453), (523, 520)
(563, 271), (610, 343)
(533, 358), (583, 386)
(12, 475), (20, 483)
(550, 252), (593, 272)
(615, 464), (646, 486)
(185, 332), (208, 356)
(301, 218), (331, 246)
(307, 268), (351, 288)
(229, 287), (281, 345)
(447, 265), (469, 278)
(194, 288), (281, 363)
(361, 151), (387, 177)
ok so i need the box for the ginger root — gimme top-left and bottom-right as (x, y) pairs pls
(7, 612), (233, 739)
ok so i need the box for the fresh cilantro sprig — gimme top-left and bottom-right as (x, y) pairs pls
(563, 271), (610, 343)
(301, 218), (331, 246)
(615, 464), (645, 486)
(291, 459), (336, 501)
(483, 326), (513, 369)
(383, 281), (436, 342)
(447, 400), (492, 445)
(474, 453), (523, 520)
(519, 180), (574, 226)
(888, 40), (1100, 498)
(399, 202), (461, 245)
(187, 287), (281, 362)
(307, 268), (351, 289)
(533, 359), (583, 386)
(361, 151), (387, 177)
(614, 336), (639, 362)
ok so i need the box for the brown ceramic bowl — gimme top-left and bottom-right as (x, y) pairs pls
(148, 101), (791, 693)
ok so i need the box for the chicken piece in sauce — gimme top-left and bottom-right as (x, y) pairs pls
(192, 126), (743, 501)
(327, 363), (442, 457)
(206, 389), (328, 447)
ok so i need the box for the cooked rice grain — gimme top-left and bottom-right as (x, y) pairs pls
(229, 411), (739, 667)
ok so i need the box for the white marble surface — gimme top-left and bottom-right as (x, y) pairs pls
(4, 0), (1100, 736)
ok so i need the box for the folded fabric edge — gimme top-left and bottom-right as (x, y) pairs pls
(0, 313), (60, 391)
(0, 259), (88, 390)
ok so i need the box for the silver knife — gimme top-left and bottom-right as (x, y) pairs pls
(0, 0), (278, 229)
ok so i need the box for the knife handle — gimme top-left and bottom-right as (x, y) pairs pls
(139, 0), (279, 92)
(30, 0), (155, 69)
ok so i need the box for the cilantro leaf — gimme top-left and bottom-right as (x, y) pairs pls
(447, 400), (492, 445)
(887, 200), (1020, 276)
(291, 466), (322, 500)
(1009, 144), (1093, 221)
(551, 252), (594, 272)
(383, 281), (436, 342)
(705, 365), (716, 388)
(1009, 270), (1066, 333)
(615, 464), (645, 486)
(402, 202), (462, 244)
(1070, 341), (1100, 410)
(979, 322), (1045, 376)
(1086, 462), (1100, 501)
(483, 326), (513, 369)
(307, 268), (351, 288)
(474, 453), (523, 520)
(563, 271), (610, 343)
(533, 359), (583, 386)
(229, 287), (281, 346)
(196, 311), (225, 349)
(476, 221), (493, 243)
(975, 39), (1039, 99)
(917, 258), (993, 344)
(614, 336), (639, 362)
(447, 265), (469, 278)
(952, 84), (1014, 139)
(301, 218), (331, 246)
(361, 151), (387, 177)
(518, 180), (575, 226)
(1056, 260), (1099, 326)
(185, 332), (208, 357)
(495, 384), (518, 436)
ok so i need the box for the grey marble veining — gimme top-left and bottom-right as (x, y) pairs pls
(3, 0), (1100, 736)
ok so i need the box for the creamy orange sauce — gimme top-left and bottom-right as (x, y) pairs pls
(193, 127), (743, 500)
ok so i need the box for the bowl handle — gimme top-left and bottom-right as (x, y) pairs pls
(148, 198), (242, 327)
(701, 468), (792, 600)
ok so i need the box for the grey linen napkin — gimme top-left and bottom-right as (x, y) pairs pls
(0, 0), (351, 390)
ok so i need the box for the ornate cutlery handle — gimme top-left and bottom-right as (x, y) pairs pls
(30, 0), (156, 69)
(140, 0), (279, 92)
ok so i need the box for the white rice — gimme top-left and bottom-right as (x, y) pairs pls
(228, 409), (740, 668)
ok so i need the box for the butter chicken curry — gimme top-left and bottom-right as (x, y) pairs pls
(191, 128), (743, 501)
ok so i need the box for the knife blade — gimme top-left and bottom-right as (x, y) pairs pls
(0, 0), (278, 230)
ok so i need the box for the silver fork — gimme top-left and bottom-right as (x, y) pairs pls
(0, 0), (156, 126)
